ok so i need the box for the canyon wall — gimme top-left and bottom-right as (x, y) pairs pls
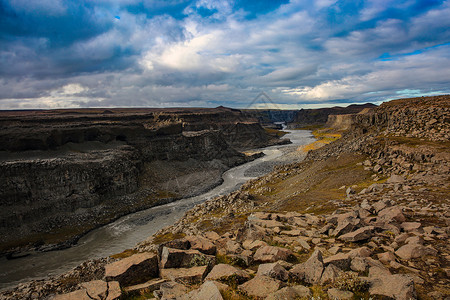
(0, 107), (283, 254)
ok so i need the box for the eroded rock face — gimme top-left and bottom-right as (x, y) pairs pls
(0, 107), (280, 253)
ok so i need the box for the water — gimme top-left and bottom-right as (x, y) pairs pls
(0, 129), (315, 290)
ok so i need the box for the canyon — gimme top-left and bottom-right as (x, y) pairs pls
(0, 107), (287, 255)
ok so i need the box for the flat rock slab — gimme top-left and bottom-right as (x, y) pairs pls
(160, 265), (208, 285)
(154, 281), (188, 300)
(339, 226), (374, 242)
(160, 247), (215, 269)
(53, 280), (121, 300)
(123, 278), (168, 295)
(179, 281), (224, 300)
(239, 275), (284, 298)
(205, 264), (250, 284)
(253, 245), (294, 263)
(104, 252), (158, 286)
(186, 235), (217, 255)
(369, 274), (416, 300)
(395, 243), (438, 260)
(81, 280), (107, 300)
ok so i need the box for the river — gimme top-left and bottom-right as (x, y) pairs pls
(0, 129), (315, 290)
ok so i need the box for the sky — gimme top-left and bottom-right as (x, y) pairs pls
(0, 0), (449, 110)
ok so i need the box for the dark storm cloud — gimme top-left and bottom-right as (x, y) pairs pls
(0, 0), (449, 109)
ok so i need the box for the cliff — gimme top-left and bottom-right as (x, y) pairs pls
(0, 107), (283, 254)
(291, 103), (377, 128)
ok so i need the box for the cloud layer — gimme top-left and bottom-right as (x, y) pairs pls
(1, 0), (449, 109)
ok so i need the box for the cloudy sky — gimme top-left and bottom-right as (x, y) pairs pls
(1, 0), (449, 109)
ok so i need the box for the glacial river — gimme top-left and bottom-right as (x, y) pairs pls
(0, 129), (315, 290)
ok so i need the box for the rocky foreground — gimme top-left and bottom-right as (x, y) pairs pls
(1, 95), (449, 299)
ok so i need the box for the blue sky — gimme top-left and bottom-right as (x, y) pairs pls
(0, 0), (449, 109)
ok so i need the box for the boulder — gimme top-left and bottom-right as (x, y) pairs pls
(159, 247), (215, 269)
(123, 279), (168, 295)
(378, 206), (406, 223)
(320, 264), (342, 284)
(266, 285), (311, 300)
(239, 276), (284, 298)
(377, 251), (396, 264)
(205, 264), (250, 283)
(225, 240), (243, 254)
(347, 247), (372, 258)
(153, 281), (188, 300)
(185, 235), (217, 255)
(328, 288), (354, 300)
(401, 222), (421, 232)
(106, 281), (121, 300)
(242, 239), (267, 251)
(80, 280), (107, 300)
(333, 216), (360, 236)
(257, 262), (289, 281)
(290, 249), (324, 284)
(160, 266), (208, 285)
(339, 226), (374, 242)
(104, 252), (158, 286)
(52, 281), (122, 300)
(395, 244), (438, 260)
(204, 231), (221, 241)
(369, 274), (416, 300)
(350, 257), (369, 273)
(324, 252), (351, 270)
(178, 281), (223, 300)
(253, 246), (294, 263)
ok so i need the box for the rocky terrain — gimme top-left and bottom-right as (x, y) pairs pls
(0, 107), (286, 255)
(1, 95), (449, 300)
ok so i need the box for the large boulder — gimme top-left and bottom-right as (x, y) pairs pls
(53, 280), (121, 300)
(257, 262), (289, 281)
(205, 264), (250, 283)
(369, 274), (416, 300)
(253, 246), (294, 263)
(160, 266), (209, 285)
(290, 249), (324, 284)
(179, 281), (223, 300)
(159, 247), (215, 269)
(239, 276), (285, 298)
(185, 235), (217, 255)
(153, 281), (188, 300)
(104, 252), (158, 286)
(339, 226), (375, 242)
(395, 243), (438, 260)
(378, 206), (406, 223)
(323, 252), (351, 270)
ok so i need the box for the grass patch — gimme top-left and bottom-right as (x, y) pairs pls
(300, 128), (342, 153)
(110, 248), (138, 259)
(152, 232), (186, 245)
